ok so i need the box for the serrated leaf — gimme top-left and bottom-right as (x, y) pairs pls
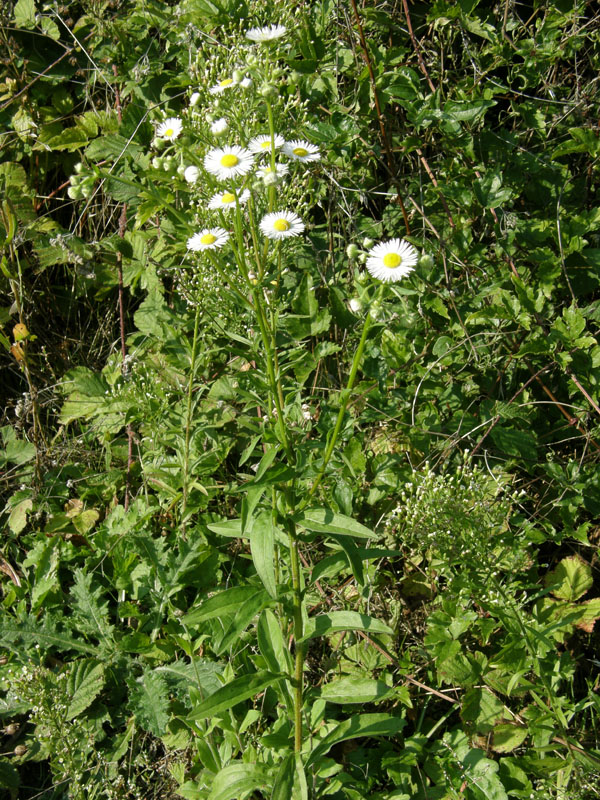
(69, 570), (114, 643)
(545, 556), (592, 602)
(300, 611), (393, 642)
(129, 670), (170, 737)
(66, 659), (105, 720)
(461, 688), (505, 734)
(13, 0), (36, 27)
(0, 616), (97, 655)
(187, 671), (282, 720)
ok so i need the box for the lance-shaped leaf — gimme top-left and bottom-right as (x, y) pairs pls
(294, 508), (375, 539)
(299, 612), (393, 642)
(188, 670), (282, 720)
(306, 713), (406, 766)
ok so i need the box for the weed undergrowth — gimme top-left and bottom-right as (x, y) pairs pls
(1, 0), (600, 798)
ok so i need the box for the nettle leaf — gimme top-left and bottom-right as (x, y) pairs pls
(128, 669), (170, 737)
(0, 615), (97, 655)
(545, 556), (592, 602)
(65, 659), (105, 720)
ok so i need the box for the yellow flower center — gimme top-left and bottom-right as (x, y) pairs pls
(164, 128), (174, 137)
(220, 78), (233, 87)
(383, 252), (401, 269)
(293, 147), (308, 157)
(221, 154), (239, 167)
(222, 192), (235, 204)
(273, 219), (290, 232)
(200, 233), (217, 245)
(260, 141), (271, 149)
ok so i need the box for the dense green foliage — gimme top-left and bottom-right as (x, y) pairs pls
(1, 0), (600, 798)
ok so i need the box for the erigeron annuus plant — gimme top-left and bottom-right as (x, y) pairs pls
(143, 24), (421, 795)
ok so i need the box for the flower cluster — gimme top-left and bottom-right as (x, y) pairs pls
(152, 24), (420, 284)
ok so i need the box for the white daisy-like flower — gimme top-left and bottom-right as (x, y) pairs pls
(156, 117), (183, 141)
(257, 163), (289, 180)
(248, 133), (285, 154)
(208, 189), (250, 210)
(210, 118), (228, 135)
(260, 211), (305, 240)
(187, 228), (229, 251)
(204, 146), (254, 181)
(246, 25), (287, 42)
(365, 239), (418, 283)
(209, 77), (236, 95)
(282, 140), (320, 162)
(184, 165), (199, 184)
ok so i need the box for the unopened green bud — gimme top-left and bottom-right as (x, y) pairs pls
(363, 237), (374, 249)
(369, 300), (382, 320)
(67, 185), (82, 200)
(419, 253), (434, 269)
(246, 53), (258, 67)
(73, 162), (83, 174)
(233, 69), (244, 83)
(260, 83), (277, 99)
(151, 157), (162, 169)
(346, 243), (359, 259)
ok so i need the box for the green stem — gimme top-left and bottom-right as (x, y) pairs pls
(285, 517), (304, 753)
(302, 284), (384, 508)
(181, 301), (201, 530)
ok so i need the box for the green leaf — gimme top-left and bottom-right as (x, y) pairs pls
(215, 589), (272, 655)
(258, 609), (292, 675)
(0, 617), (97, 655)
(13, 0), (36, 28)
(461, 688), (505, 734)
(300, 612), (393, 642)
(327, 535), (364, 586)
(8, 497), (32, 534)
(545, 556), (592, 602)
(187, 671), (282, 719)
(66, 659), (105, 720)
(0, 426), (36, 467)
(129, 669), (170, 737)
(271, 754), (294, 800)
(294, 508), (375, 539)
(489, 426), (537, 462)
(208, 762), (272, 800)
(69, 570), (114, 643)
(318, 677), (393, 704)
(491, 723), (528, 753)
(183, 585), (266, 626)
(306, 713), (405, 766)
(250, 512), (277, 598)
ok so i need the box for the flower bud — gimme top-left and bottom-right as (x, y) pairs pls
(73, 162), (83, 174)
(189, 91), (201, 106)
(151, 157), (162, 169)
(369, 300), (382, 320)
(419, 253), (434, 269)
(259, 83), (277, 99)
(13, 745), (27, 757)
(246, 53), (258, 67)
(67, 185), (83, 200)
(349, 298), (362, 314)
(363, 237), (374, 249)
(263, 171), (279, 186)
(232, 69), (244, 83)
(346, 243), (359, 259)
